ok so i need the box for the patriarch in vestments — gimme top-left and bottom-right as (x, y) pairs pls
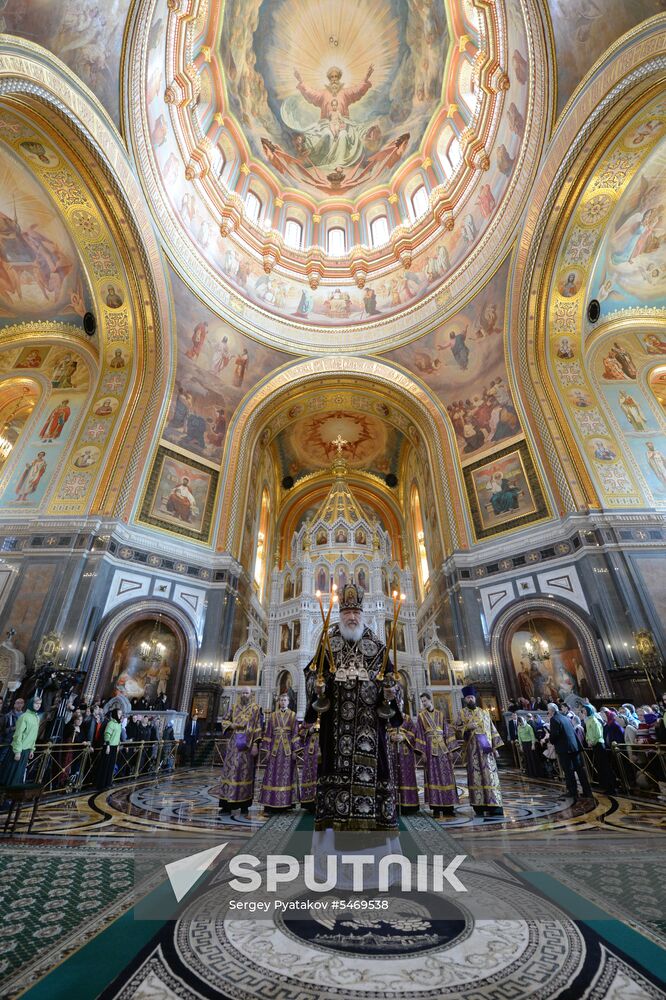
(304, 583), (401, 831)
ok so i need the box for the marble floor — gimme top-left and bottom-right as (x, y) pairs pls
(0, 767), (664, 999)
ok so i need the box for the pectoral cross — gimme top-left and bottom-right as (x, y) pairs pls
(332, 434), (348, 455)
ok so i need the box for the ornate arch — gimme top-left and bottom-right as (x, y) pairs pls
(509, 17), (666, 515)
(215, 357), (471, 558)
(0, 37), (172, 519)
(490, 596), (612, 708)
(84, 598), (199, 712)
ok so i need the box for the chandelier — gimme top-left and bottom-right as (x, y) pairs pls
(523, 617), (550, 662)
(140, 616), (167, 663)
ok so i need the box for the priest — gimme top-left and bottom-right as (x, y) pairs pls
(456, 685), (504, 816)
(388, 709), (420, 814)
(258, 693), (300, 812)
(214, 688), (262, 815)
(415, 691), (460, 817)
(304, 583), (401, 831)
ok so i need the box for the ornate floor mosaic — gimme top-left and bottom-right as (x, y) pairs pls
(0, 768), (663, 999)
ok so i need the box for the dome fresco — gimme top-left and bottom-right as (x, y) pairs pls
(129, 0), (549, 351)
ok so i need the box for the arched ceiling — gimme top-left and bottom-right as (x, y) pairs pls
(128, 0), (550, 352)
(271, 406), (406, 482)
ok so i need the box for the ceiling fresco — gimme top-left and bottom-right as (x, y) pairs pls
(546, 0), (666, 116)
(161, 268), (291, 468)
(218, 0), (450, 198)
(0, 128), (91, 326)
(590, 133), (666, 316)
(128, 0), (549, 352)
(387, 254), (522, 465)
(272, 408), (404, 480)
(0, 0), (132, 126)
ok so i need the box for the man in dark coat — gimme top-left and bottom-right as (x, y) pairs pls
(547, 702), (593, 803)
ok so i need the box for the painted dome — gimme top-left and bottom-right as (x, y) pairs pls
(129, 0), (548, 351)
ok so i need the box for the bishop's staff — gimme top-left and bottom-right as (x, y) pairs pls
(377, 589), (405, 720)
(309, 582), (338, 713)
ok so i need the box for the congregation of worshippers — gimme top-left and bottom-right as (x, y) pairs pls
(2, 598), (665, 819)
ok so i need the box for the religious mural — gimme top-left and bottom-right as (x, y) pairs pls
(220, 0), (449, 197)
(105, 619), (179, 704)
(463, 441), (548, 541)
(161, 271), (290, 466)
(0, 106), (136, 518)
(547, 0), (666, 116)
(510, 618), (590, 702)
(236, 649), (259, 686)
(0, 344), (91, 510)
(591, 332), (666, 507)
(273, 409), (403, 479)
(388, 256), (523, 463)
(0, 1), (132, 125)
(591, 136), (666, 317)
(136, 0), (538, 349)
(0, 138), (86, 324)
(547, 93), (666, 511)
(427, 649), (450, 685)
(139, 445), (219, 542)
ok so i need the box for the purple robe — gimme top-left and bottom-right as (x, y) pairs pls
(212, 701), (262, 806)
(457, 707), (503, 808)
(259, 709), (299, 808)
(389, 717), (419, 811)
(299, 722), (320, 805)
(415, 709), (460, 807)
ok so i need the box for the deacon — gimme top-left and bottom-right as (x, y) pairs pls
(214, 688), (262, 815)
(415, 692), (460, 817)
(299, 717), (320, 813)
(388, 709), (420, 814)
(258, 693), (300, 812)
(456, 685), (504, 816)
(304, 583), (401, 831)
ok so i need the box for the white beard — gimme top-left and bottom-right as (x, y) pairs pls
(339, 620), (364, 642)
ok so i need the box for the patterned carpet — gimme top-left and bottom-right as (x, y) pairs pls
(0, 769), (663, 999)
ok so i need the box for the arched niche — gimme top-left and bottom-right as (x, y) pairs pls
(0, 40), (171, 521)
(217, 360), (462, 561)
(0, 376), (41, 474)
(83, 600), (199, 712)
(510, 23), (666, 515)
(490, 598), (612, 708)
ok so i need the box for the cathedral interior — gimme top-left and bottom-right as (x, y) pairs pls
(0, 0), (665, 997)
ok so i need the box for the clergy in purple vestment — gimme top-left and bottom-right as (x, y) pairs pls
(259, 693), (300, 811)
(415, 691), (460, 817)
(388, 715), (420, 813)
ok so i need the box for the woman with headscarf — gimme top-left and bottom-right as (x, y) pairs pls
(0, 696), (42, 786)
(596, 709), (622, 794)
(96, 708), (122, 790)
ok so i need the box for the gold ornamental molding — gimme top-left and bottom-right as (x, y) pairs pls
(510, 17), (666, 516)
(0, 37), (173, 522)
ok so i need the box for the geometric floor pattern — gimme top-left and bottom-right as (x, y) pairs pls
(0, 767), (664, 999)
